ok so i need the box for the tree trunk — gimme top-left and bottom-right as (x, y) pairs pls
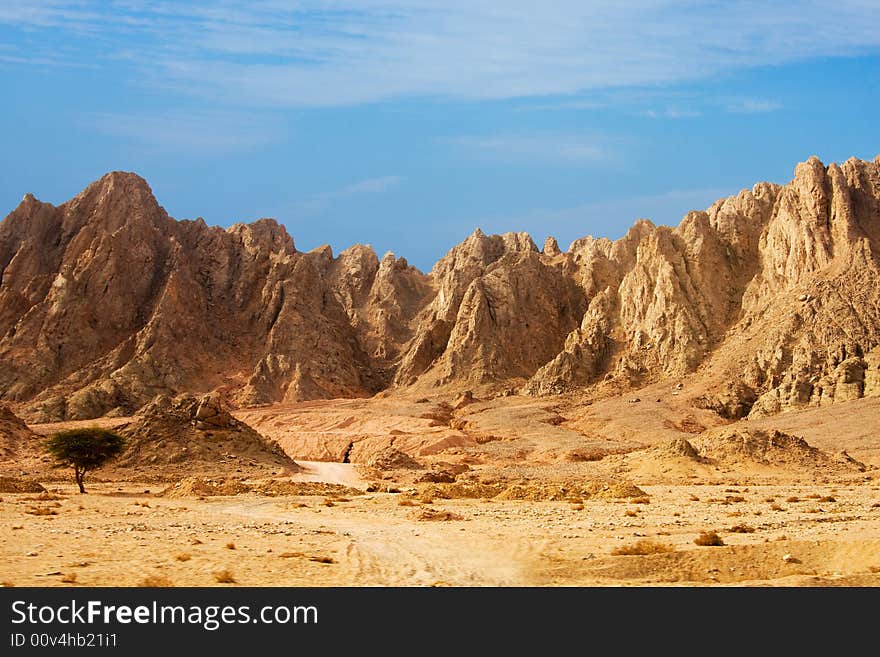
(75, 467), (86, 494)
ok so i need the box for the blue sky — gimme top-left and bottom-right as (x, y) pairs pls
(1, 1), (878, 271)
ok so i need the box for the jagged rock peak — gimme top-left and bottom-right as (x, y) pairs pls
(542, 236), (562, 256)
(227, 218), (296, 254)
(309, 244), (334, 259)
(71, 170), (158, 208)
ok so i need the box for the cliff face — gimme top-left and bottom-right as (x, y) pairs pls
(2, 155), (879, 421)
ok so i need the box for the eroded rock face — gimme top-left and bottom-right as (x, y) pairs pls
(0, 173), (432, 420)
(526, 156), (880, 417)
(2, 156), (879, 421)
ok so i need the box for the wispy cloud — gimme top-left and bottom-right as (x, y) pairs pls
(518, 98), (610, 112)
(78, 109), (283, 154)
(335, 176), (404, 196)
(280, 175), (405, 219)
(641, 107), (702, 119)
(725, 98), (784, 114)
(447, 133), (611, 164)
(0, 2), (878, 107)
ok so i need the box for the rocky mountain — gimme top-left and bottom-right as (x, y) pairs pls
(0, 172), (429, 421)
(1, 155), (878, 422)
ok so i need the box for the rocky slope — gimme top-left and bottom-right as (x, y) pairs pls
(0, 403), (43, 464)
(112, 392), (299, 478)
(1, 155), (878, 421)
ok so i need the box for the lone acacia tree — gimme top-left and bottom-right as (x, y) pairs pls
(45, 428), (125, 493)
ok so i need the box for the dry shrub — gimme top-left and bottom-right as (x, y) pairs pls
(631, 497), (650, 505)
(624, 510), (638, 517)
(322, 499), (335, 507)
(22, 492), (65, 501)
(818, 496), (836, 503)
(174, 553), (191, 562)
(689, 495), (700, 501)
(213, 570), (235, 584)
(279, 552), (303, 558)
(611, 540), (674, 556)
(786, 496), (800, 503)
(26, 506), (58, 516)
(694, 531), (725, 546)
(764, 496), (776, 502)
(571, 503), (584, 511)
(412, 508), (464, 522)
(869, 566), (880, 574)
(565, 448), (607, 462)
(60, 573), (77, 583)
(728, 524), (755, 533)
(805, 508), (821, 514)
(726, 495), (746, 503)
(1, 581), (13, 587)
(309, 556), (335, 564)
(140, 575), (174, 587)
(225, 542), (236, 550)
(770, 503), (784, 511)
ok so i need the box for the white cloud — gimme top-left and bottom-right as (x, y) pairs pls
(278, 174), (405, 219)
(0, 1), (877, 107)
(447, 133), (610, 164)
(79, 110), (283, 154)
(641, 107), (702, 119)
(337, 175), (404, 196)
(725, 98), (784, 114)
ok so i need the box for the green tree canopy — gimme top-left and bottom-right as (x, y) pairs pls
(45, 428), (126, 493)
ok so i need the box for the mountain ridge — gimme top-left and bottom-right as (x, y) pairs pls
(2, 155), (879, 422)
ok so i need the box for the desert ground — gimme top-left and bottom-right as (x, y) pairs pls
(2, 384), (878, 587)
